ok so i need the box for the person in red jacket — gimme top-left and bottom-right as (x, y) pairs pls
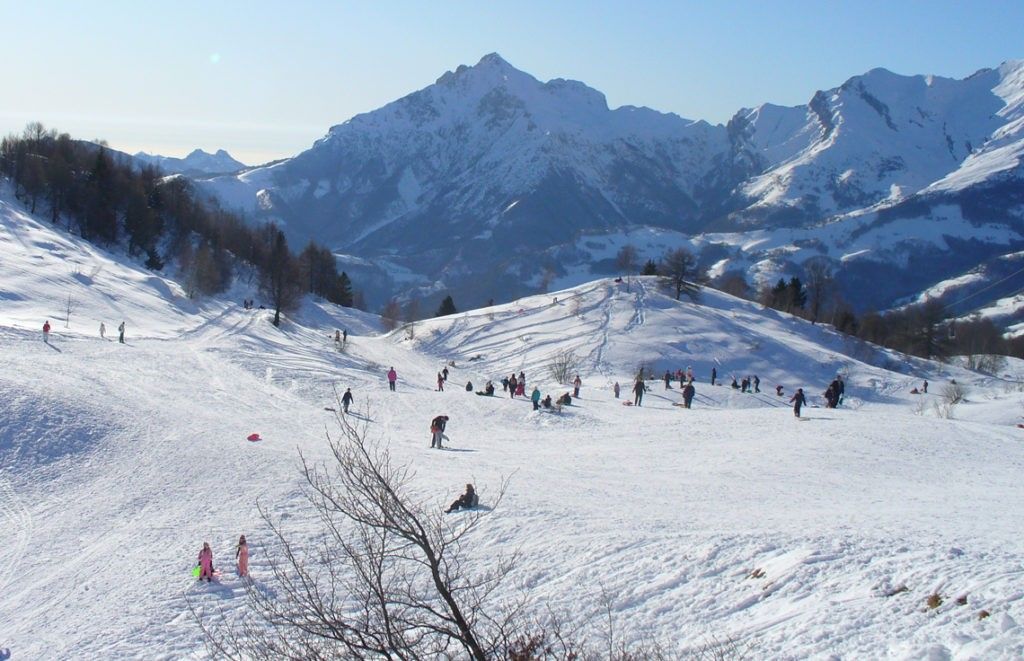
(387, 367), (397, 392)
(42, 320), (51, 344)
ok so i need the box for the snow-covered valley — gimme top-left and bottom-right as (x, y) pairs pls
(2, 197), (1024, 659)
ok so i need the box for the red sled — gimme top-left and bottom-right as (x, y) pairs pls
(247, 433), (262, 442)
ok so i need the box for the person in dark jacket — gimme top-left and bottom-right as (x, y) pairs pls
(508, 374), (518, 398)
(341, 387), (354, 413)
(442, 366), (449, 381)
(465, 381), (473, 392)
(501, 376), (509, 392)
(753, 375), (760, 393)
(664, 370), (672, 390)
(790, 388), (807, 418)
(682, 382), (695, 409)
(836, 376), (845, 405)
(430, 415), (449, 449)
(445, 484), (477, 513)
(711, 366), (717, 386)
(633, 379), (646, 406)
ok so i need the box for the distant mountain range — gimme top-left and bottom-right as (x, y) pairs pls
(194, 53), (1024, 317)
(135, 148), (246, 176)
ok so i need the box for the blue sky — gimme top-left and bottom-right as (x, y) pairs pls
(1, 0), (1020, 164)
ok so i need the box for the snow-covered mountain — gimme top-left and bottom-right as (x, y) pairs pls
(199, 54), (1024, 313)
(3, 186), (1024, 658)
(135, 148), (246, 176)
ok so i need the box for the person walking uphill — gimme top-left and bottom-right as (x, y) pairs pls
(387, 367), (397, 392)
(573, 374), (582, 398)
(42, 320), (50, 344)
(531, 386), (541, 411)
(236, 535), (249, 577)
(197, 542), (215, 582)
(118, 321), (126, 344)
(633, 378), (646, 406)
(790, 388), (807, 418)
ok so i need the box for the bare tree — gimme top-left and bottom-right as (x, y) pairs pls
(64, 293), (77, 329)
(403, 298), (420, 340)
(657, 248), (701, 302)
(380, 298), (401, 332)
(804, 259), (834, 323)
(615, 244), (639, 276)
(193, 406), (523, 660)
(548, 349), (579, 384)
(714, 272), (752, 300)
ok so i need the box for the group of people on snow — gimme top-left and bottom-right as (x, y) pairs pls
(41, 319), (125, 344)
(196, 535), (248, 582)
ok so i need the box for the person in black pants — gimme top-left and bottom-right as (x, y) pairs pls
(790, 388), (807, 418)
(633, 379), (646, 406)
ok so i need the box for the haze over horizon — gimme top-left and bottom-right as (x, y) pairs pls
(2, 0), (1021, 164)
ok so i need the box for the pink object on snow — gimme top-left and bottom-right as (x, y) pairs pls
(247, 433), (261, 441)
(198, 546), (214, 580)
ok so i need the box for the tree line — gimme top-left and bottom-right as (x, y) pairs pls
(0, 123), (355, 325)
(615, 244), (1024, 367)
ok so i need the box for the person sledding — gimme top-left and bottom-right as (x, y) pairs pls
(445, 484), (478, 513)
(197, 542), (215, 582)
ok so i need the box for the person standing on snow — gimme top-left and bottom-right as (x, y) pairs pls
(613, 381), (620, 399)
(118, 321), (126, 344)
(197, 542), (215, 582)
(711, 366), (717, 386)
(633, 378), (646, 406)
(442, 366), (449, 382)
(99, 322), (106, 339)
(508, 374), (518, 399)
(430, 415), (449, 449)
(235, 535), (249, 578)
(531, 386), (541, 411)
(42, 320), (50, 344)
(664, 371), (672, 390)
(387, 367), (397, 392)
(836, 376), (845, 405)
(573, 374), (582, 398)
(436, 372), (445, 392)
(682, 382), (696, 409)
(790, 388), (807, 418)
(342, 387), (354, 414)
(753, 375), (760, 393)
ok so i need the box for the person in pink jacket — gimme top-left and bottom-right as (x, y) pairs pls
(197, 542), (215, 582)
(236, 535), (249, 577)
(387, 367), (398, 392)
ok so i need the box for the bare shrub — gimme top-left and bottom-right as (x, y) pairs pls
(548, 349), (579, 384)
(192, 404), (523, 660)
(926, 593), (942, 609)
(942, 382), (968, 405)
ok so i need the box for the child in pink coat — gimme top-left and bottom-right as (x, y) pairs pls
(236, 535), (249, 577)
(197, 542), (214, 582)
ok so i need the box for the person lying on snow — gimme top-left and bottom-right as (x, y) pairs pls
(445, 484), (478, 513)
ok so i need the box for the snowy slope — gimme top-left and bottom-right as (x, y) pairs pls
(2, 196), (1024, 659)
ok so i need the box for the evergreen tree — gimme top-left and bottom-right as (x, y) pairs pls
(641, 259), (658, 276)
(436, 295), (457, 317)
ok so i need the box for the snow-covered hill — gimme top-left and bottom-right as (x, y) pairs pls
(2, 192), (1024, 658)
(134, 148), (246, 176)
(196, 54), (1024, 316)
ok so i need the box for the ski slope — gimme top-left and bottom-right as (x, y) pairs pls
(2, 193), (1024, 659)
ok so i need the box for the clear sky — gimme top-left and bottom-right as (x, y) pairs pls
(1, 0), (1020, 165)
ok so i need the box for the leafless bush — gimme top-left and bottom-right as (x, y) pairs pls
(548, 349), (579, 384)
(192, 403), (523, 660)
(965, 353), (1007, 375)
(942, 382), (968, 406)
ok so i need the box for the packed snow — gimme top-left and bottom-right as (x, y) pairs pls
(2, 194), (1024, 659)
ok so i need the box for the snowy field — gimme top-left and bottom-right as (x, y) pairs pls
(2, 195), (1024, 659)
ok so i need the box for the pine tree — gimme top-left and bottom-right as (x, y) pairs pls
(436, 295), (457, 317)
(641, 259), (658, 276)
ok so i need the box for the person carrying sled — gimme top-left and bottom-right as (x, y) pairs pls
(531, 386), (541, 411)
(197, 542), (215, 582)
(42, 320), (50, 344)
(445, 484), (477, 513)
(430, 415), (449, 449)
(573, 374), (582, 398)
(682, 382), (696, 409)
(790, 388), (807, 418)
(236, 535), (249, 577)
(342, 387), (354, 414)
(633, 378), (646, 406)
(387, 367), (398, 392)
